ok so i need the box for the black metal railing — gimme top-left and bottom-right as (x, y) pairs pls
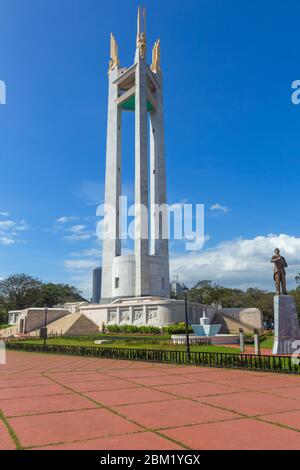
(6, 341), (300, 374)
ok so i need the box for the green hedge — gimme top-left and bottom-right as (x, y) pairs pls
(106, 325), (161, 335)
(105, 323), (193, 335)
(163, 322), (193, 335)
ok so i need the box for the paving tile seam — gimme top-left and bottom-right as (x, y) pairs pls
(0, 382), (55, 391)
(100, 368), (251, 379)
(254, 415), (300, 434)
(157, 414), (300, 449)
(102, 372), (179, 380)
(0, 392), (72, 402)
(198, 397), (300, 419)
(127, 416), (245, 432)
(147, 430), (191, 450)
(23, 430), (147, 450)
(150, 378), (300, 393)
(45, 375), (120, 382)
(2, 375), (299, 392)
(0, 409), (22, 450)
(63, 385), (141, 393)
(91, 365), (292, 412)
(101, 397), (181, 408)
(258, 389), (300, 401)
(41, 372), (192, 450)
(198, 400), (257, 419)
(81, 364), (249, 402)
(92, 377), (240, 387)
(6, 406), (101, 419)
(91, 363), (300, 394)
(199, 400), (300, 434)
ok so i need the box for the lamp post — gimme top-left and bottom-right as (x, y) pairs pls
(43, 306), (48, 349)
(183, 288), (191, 363)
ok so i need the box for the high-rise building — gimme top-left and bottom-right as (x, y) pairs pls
(92, 267), (102, 304)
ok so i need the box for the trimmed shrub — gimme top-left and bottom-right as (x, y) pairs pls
(106, 325), (161, 335)
(163, 323), (193, 335)
(138, 326), (161, 335)
(106, 325), (122, 333)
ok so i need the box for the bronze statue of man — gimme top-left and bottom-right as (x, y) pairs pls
(271, 248), (288, 295)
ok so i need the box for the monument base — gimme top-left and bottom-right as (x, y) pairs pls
(79, 297), (218, 328)
(273, 295), (300, 355)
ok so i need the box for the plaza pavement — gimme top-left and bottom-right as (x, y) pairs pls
(1, 351), (300, 450)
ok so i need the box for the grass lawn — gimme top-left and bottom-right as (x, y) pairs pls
(260, 335), (274, 349)
(20, 337), (242, 354)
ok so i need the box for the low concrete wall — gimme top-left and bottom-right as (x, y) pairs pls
(18, 309), (70, 334)
(220, 308), (263, 330)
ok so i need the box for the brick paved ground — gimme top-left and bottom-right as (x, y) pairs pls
(0, 351), (300, 450)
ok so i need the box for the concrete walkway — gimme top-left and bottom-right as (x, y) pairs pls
(1, 351), (300, 450)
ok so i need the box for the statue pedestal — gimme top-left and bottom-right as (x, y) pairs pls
(273, 295), (300, 355)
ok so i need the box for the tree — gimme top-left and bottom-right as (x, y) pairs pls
(0, 306), (8, 325)
(0, 274), (86, 314)
(38, 283), (85, 308)
(186, 280), (276, 322)
(0, 274), (43, 312)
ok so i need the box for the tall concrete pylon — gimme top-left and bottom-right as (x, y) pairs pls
(101, 7), (170, 303)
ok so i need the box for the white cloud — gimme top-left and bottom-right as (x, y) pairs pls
(170, 234), (300, 291)
(56, 216), (79, 225)
(64, 224), (94, 241)
(0, 218), (30, 246)
(210, 203), (230, 214)
(0, 221), (15, 230)
(64, 259), (99, 270)
(64, 234), (93, 241)
(67, 224), (87, 233)
(0, 211), (9, 217)
(55, 217), (96, 243)
(14, 220), (30, 232)
(78, 180), (104, 206)
(0, 237), (15, 246)
(70, 248), (101, 258)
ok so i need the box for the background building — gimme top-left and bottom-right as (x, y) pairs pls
(92, 267), (102, 304)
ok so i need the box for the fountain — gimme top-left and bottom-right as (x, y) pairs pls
(171, 310), (239, 345)
(191, 311), (222, 337)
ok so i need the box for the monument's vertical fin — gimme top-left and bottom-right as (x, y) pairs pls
(150, 41), (170, 297)
(101, 34), (122, 302)
(135, 7), (150, 297)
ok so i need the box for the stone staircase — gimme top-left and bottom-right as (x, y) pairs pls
(0, 325), (19, 338)
(212, 312), (258, 334)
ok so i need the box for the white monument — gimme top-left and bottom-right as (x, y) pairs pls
(101, 7), (169, 303)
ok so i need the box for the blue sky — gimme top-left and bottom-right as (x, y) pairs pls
(1, 0), (300, 297)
